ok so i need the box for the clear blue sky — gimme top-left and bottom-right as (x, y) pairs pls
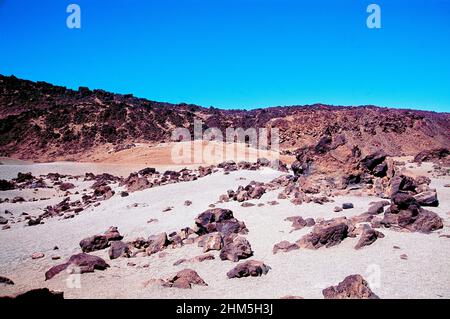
(1, 0), (449, 112)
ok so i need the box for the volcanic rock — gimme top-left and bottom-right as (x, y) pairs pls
(297, 217), (355, 249)
(162, 269), (208, 289)
(273, 241), (299, 254)
(0, 276), (14, 285)
(45, 253), (109, 280)
(4, 288), (64, 300)
(146, 232), (170, 255)
(413, 191), (439, 207)
(79, 235), (109, 253)
(226, 260), (271, 279)
(108, 241), (130, 259)
(322, 274), (379, 299)
(354, 226), (384, 249)
(220, 235), (253, 262)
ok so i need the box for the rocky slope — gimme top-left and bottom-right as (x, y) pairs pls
(1, 74), (449, 161)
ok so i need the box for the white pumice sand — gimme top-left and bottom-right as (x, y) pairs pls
(0, 162), (449, 299)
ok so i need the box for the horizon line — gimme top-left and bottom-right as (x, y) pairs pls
(2, 73), (448, 115)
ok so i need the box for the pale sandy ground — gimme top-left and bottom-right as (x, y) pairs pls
(0, 161), (449, 299)
(0, 141), (294, 178)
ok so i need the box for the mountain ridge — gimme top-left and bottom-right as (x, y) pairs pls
(1, 74), (449, 161)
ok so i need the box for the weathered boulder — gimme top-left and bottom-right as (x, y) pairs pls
(366, 201), (390, 215)
(413, 191), (439, 207)
(146, 232), (169, 255)
(45, 253), (109, 280)
(285, 216), (307, 230)
(200, 232), (223, 253)
(273, 241), (299, 254)
(413, 148), (449, 163)
(354, 226), (384, 249)
(0, 179), (15, 191)
(360, 151), (387, 177)
(220, 236), (253, 262)
(296, 217), (355, 249)
(322, 275), (379, 299)
(162, 269), (208, 289)
(194, 208), (247, 237)
(104, 226), (123, 241)
(80, 227), (123, 253)
(79, 235), (109, 253)
(122, 173), (150, 192)
(0, 276), (14, 285)
(227, 260), (271, 279)
(108, 241), (130, 259)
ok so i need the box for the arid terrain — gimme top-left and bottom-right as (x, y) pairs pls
(0, 75), (449, 299)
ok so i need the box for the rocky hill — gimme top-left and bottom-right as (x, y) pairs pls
(0, 74), (449, 161)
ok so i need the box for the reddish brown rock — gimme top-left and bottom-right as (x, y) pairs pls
(201, 232), (223, 253)
(79, 234), (109, 253)
(226, 260), (271, 278)
(354, 226), (384, 249)
(194, 208), (247, 237)
(31, 252), (45, 259)
(413, 148), (449, 163)
(162, 269), (208, 289)
(122, 173), (150, 192)
(108, 241), (130, 259)
(104, 226), (123, 241)
(413, 191), (439, 207)
(45, 253), (109, 280)
(220, 235), (253, 262)
(273, 241), (299, 254)
(366, 201), (390, 215)
(146, 232), (169, 255)
(322, 275), (379, 299)
(285, 216), (307, 230)
(297, 217), (355, 249)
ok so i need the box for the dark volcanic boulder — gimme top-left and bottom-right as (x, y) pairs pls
(354, 226), (384, 249)
(297, 217), (355, 249)
(360, 151), (386, 176)
(80, 235), (109, 253)
(366, 201), (390, 215)
(0, 179), (15, 191)
(104, 226), (123, 241)
(146, 232), (169, 255)
(413, 191), (439, 207)
(162, 269), (208, 289)
(80, 227), (123, 252)
(194, 208), (247, 236)
(5, 288), (64, 300)
(413, 148), (449, 163)
(45, 253), (109, 280)
(108, 241), (130, 259)
(227, 260), (271, 278)
(220, 236), (253, 262)
(390, 193), (419, 212)
(408, 209), (444, 233)
(0, 276), (14, 285)
(322, 275), (379, 299)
